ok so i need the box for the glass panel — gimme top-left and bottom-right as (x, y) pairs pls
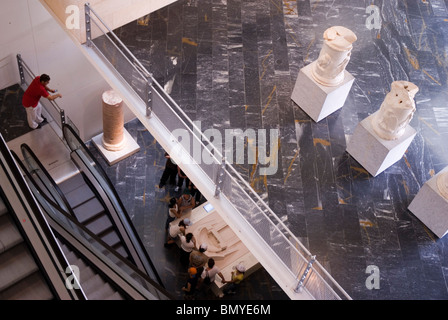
(21, 145), (72, 215)
(82, 4), (351, 300)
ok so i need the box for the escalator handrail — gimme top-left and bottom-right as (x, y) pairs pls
(76, 168), (136, 263)
(20, 142), (137, 266)
(0, 145), (81, 300)
(13, 151), (173, 299)
(62, 123), (164, 286)
(20, 143), (77, 219)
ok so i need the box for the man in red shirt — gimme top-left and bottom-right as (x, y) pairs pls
(22, 74), (62, 129)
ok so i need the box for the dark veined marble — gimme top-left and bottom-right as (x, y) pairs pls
(112, 0), (448, 300)
(3, 0), (448, 301)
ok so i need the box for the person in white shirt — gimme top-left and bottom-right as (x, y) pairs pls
(165, 197), (180, 230)
(199, 258), (225, 291)
(164, 218), (192, 247)
(180, 233), (196, 266)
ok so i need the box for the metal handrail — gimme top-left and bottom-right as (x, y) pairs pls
(83, 3), (351, 300)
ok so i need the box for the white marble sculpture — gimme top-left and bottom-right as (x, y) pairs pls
(311, 26), (357, 87)
(189, 214), (243, 262)
(371, 81), (419, 141)
(437, 172), (448, 200)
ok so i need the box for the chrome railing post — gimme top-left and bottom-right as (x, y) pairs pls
(146, 78), (153, 118)
(60, 109), (66, 126)
(295, 255), (316, 293)
(16, 54), (26, 85)
(214, 157), (226, 198)
(85, 3), (92, 46)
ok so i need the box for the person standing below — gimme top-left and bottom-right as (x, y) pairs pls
(158, 152), (178, 189)
(22, 74), (62, 129)
(179, 232), (196, 267)
(164, 197), (180, 230)
(182, 267), (199, 300)
(177, 188), (196, 216)
(175, 167), (189, 192)
(164, 218), (192, 247)
(188, 181), (202, 206)
(198, 258), (226, 293)
(220, 263), (246, 297)
(189, 243), (209, 275)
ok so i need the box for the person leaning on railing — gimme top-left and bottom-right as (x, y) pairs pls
(22, 74), (62, 129)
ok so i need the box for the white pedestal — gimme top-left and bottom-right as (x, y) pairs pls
(291, 61), (355, 122)
(408, 167), (448, 239)
(92, 129), (140, 166)
(346, 112), (417, 177)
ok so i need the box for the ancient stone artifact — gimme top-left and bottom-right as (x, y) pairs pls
(371, 81), (419, 141)
(311, 26), (357, 87)
(102, 90), (126, 151)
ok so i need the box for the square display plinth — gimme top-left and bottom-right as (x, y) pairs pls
(408, 167), (448, 239)
(291, 61), (355, 123)
(92, 129), (140, 166)
(346, 112), (417, 177)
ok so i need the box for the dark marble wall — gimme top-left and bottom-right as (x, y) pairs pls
(109, 0), (448, 300)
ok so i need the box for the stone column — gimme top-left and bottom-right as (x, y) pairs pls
(101, 90), (126, 151)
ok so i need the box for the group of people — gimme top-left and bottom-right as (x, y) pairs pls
(164, 215), (246, 300)
(158, 152), (203, 204)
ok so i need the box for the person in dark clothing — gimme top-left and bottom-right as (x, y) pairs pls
(188, 181), (202, 206)
(175, 167), (190, 192)
(182, 267), (199, 300)
(158, 152), (178, 188)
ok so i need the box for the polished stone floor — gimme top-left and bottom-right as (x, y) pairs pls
(2, 0), (448, 301)
(109, 0), (448, 300)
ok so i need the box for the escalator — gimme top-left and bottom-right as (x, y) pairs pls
(12, 148), (173, 300)
(56, 238), (126, 300)
(0, 121), (173, 299)
(0, 193), (53, 300)
(16, 123), (162, 286)
(20, 144), (133, 265)
(61, 124), (161, 283)
(0, 134), (78, 300)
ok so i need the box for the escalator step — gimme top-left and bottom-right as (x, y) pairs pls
(73, 198), (105, 224)
(100, 229), (121, 249)
(0, 243), (39, 292)
(113, 245), (129, 260)
(85, 215), (113, 236)
(0, 215), (23, 254)
(81, 273), (117, 300)
(86, 281), (119, 300)
(64, 184), (96, 209)
(105, 291), (126, 300)
(0, 271), (53, 300)
(58, 173), (86, 194)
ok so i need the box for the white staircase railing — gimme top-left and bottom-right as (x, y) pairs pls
(66, 2), (352, 300)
